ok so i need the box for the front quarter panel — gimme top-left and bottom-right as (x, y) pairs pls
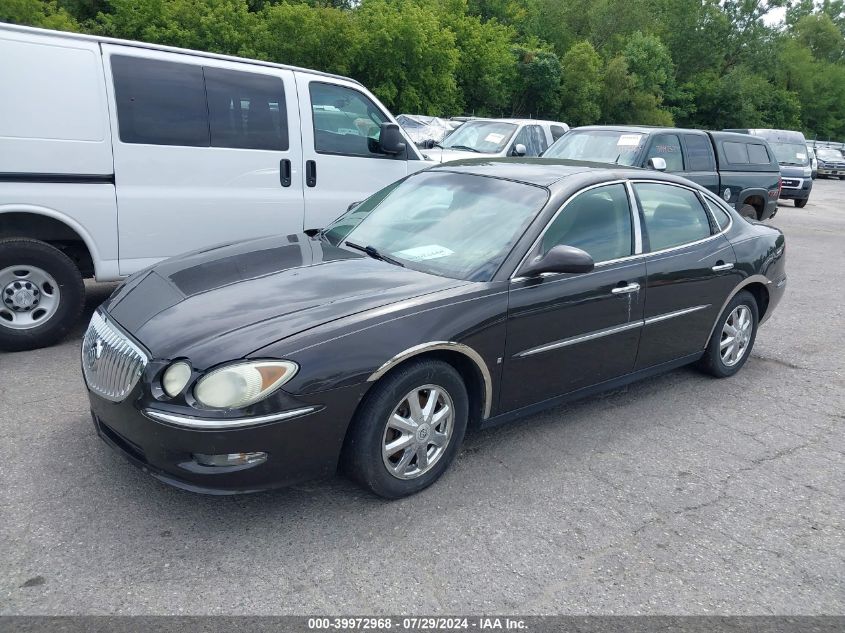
(250, 282), (510, 411)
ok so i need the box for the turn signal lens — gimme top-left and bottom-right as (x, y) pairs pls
(193, 360), (298, 409)
(162, 361), (192, 397)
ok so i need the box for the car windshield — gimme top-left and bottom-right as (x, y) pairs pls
(543, 130), (642, 166)
(770, 141), (809, 166)
(322, 171), (548, 281)
(816, 148), (844, 161)
(441, 121), (517, 153)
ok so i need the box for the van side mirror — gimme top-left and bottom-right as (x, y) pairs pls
(518, 245), (595, 277)
(647, 157), (667, 171)
(511, 143), (527, 157)
(379, 123), (407, 155)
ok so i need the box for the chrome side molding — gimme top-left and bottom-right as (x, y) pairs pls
(143, 407), (318, 429)
(368, 341), (493, 419)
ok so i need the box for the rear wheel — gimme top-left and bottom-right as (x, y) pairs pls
(0, 238), (85, 352)
(739, 204), (758, 220)
(795, 198), (808, 208)
(342, 359), (468, 499)
(698, 291), (759, 378)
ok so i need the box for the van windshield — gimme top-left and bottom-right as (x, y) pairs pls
(770, 142), (809, 166)
(543, 130), (642, 166)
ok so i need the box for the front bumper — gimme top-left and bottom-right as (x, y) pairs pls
(779, 177), (812, 201)
(88, 383), (364, 494)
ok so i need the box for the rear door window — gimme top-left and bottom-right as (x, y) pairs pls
(550, 125), (568, 141)
(635, 182), (712, 251)
(645, 133), (684, 171)
(682, 134), (715, 171)
(112, 55), (209, 146)
(205, 67), (288, 151)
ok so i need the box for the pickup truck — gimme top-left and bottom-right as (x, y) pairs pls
(543, 126), (781, 220)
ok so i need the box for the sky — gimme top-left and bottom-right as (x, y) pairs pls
(763, 6), (787, 26)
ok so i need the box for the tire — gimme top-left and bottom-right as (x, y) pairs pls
(342, 359), (469, 499)
(739, 204), (758, 220)
(697, 290), (759, 378)
(0, 238), (85, 352)
(795, 198), (808, 208)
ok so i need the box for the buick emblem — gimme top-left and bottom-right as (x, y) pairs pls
(94, 338), (105, 360)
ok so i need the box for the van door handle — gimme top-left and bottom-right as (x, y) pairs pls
(611, 282), (640, 295)
(306, 160), (317, 188)
(280, 159), (291, 187)
(712, 262), (734, 272)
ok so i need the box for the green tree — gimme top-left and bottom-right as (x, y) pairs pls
(351, 0), (460, 115)
(1, 0), (80, 31)
(559, 41), (603, 125)
(510, 41), (562, 117)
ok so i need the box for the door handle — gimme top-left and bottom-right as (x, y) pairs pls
(711, 262), (734, 272)
(611, 282), (640, 295)
(280, 159), (291, 187)
(306, 160), (317, 188)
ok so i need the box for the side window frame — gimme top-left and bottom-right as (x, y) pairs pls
(513, 180), (643, 279)
(631, 180), (722, 254)
(644, 133), (685, 172)
(308, 80), (405, 161)
(680, 133), (716, 172)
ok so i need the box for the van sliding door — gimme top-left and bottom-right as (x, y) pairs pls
(102, 45), (304, 275)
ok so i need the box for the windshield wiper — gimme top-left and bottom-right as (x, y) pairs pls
(447, 144), (481, 153)
(345, 241), (405, 267)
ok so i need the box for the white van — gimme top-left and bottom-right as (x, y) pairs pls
(0, 23), (426, 351)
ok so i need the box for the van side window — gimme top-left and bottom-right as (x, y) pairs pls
(634, 182), (712, 251)
(747, 143), (771, 164)
(205, 67), (288, 151)
(111, 56), (209, 147)
(645, 133), (684, 171)
(682, 134), (715, 171)
(309, 83), (390, 158)
(723, 141), (749, 164)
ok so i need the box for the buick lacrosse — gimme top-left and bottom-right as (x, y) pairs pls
(82, 159), (786, 498)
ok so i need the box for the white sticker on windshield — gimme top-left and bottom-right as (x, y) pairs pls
(617, 134), (643, 147)
(485, 133), (505, 143)
(393, 245), (454, 261)
(797, 152), (806, 159)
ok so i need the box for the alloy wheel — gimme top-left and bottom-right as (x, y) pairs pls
(720, 304), (753, 367)
(382, 384), (454, 480)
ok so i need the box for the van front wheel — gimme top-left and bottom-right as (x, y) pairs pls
(0, 239), (85, 352)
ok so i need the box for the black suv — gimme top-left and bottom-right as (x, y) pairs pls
(543, 126), (782, 220)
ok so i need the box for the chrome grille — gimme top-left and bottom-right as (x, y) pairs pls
(81, 311), (148, 402)
(781, 178), (801, 189)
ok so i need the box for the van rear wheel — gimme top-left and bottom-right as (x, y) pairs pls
(0, 239), (85, 352)
(795, 198), (808, 208)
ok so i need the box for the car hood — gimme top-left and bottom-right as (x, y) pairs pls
(423, 147), (499, 163)
(779, 164), (810, 178)
(104, 234), (467, 364)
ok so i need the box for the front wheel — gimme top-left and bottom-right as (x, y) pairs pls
(342, 359), (468, 499)
(0, 238), (85, 352)
(698, 291), (759, 378)
(795, 198), (809, 208)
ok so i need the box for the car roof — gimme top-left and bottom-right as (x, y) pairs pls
(428, 157), (695, 188)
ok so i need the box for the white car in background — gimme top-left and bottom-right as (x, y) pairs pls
(422, 118), (569, 163)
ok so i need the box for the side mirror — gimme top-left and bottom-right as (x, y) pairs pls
(511, 143), (527, 157)
(379, 123), (407, 155)
(421, 138), (436, 149)
(347, 201), (362, 212)
(647, 157), (667, 171)
(518, 245), (594, 278)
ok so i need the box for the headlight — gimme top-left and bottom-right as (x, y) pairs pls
(194, 360), (298, 409)
(162, 361), (192, 397)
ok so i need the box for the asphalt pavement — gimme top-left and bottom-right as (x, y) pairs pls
(1, 180), (843, 615)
